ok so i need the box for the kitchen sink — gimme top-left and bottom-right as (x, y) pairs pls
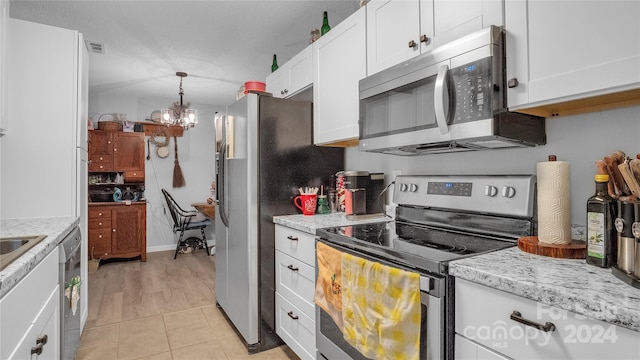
(1, 239), (30, 254)
(0, 235), (47, 271)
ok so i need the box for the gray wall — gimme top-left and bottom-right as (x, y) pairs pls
(345, 105), (640, 226)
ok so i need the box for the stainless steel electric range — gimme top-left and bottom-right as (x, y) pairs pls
(315, 175), (537, 360)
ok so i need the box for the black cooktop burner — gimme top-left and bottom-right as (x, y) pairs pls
(318, 220), (516, 274)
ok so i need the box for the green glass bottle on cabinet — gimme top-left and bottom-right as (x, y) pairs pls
(271, 54), (278, 72)
(321, 11), (331, 35)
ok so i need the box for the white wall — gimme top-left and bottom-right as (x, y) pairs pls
(89, 92), (220, 253)
(345, 105), (640, 226)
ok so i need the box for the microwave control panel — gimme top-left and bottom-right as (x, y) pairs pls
(451, 57), (493, 123)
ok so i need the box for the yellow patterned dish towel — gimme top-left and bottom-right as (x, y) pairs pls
(341, 253), (421, 360)
(315, 241), (344, 330)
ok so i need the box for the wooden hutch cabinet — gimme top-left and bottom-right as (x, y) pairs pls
(88, 129), (147, 262)
(89, 130), (145, 182)
(88, 203), (146, 261)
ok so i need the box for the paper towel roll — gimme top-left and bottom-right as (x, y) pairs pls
(537, 160), (572, 244)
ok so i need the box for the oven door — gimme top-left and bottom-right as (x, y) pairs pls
(315, 238), (445, 360)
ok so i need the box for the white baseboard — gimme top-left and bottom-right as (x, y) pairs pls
(147, 240), (215, 255)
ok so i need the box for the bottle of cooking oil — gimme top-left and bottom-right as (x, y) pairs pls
(586, 174), (617, 267)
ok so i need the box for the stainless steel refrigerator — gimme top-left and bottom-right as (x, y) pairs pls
(214, 93), (344, 352)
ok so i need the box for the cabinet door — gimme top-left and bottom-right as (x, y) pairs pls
(112, 205), (146, 260)
(275, 293), (316, 360)
(113, 132), (145, 171)
(88, 130), (114, 171)
(88, 130), (113, 155)
(0, 249), (59, 360)
(89, 207), (112, 257)
(432, 0), (502, 47)
(9, 287), (59, 360)
(286, 45), (313, 97)
(455, 278), (640, 359)
(506, 0), (640, 109)
(275, 251), (316, 318)
(455, 334), (511, 360)
(266, 66), (287, 98)
(314, 7), (366, 145)
(367, 0), (422, 76)
(266, 45), (313, 99)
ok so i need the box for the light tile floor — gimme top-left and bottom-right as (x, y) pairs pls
(76, 250), (299, 360)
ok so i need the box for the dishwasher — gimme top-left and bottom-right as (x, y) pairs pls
(59, 227), (82, 360)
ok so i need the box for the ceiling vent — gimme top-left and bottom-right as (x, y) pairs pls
(85, 40), (105, 54)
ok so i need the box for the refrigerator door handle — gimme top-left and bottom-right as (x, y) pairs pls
(218, 139), (230, 227)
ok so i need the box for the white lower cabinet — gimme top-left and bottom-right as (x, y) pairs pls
(455, 278), (640, 360)
(276, 292), (316, 360)
(10, 287), (60, 360)
(0, 248), (60, 360)
(455, 334), (510, 360)
(275, 225), (317, 360)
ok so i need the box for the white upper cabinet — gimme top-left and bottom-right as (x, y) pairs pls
(505, 0), (640, 116)
(366, 0), (433, 76)
(366, 0), (503, 76)
(432, 0), (503, 47)
(314, 7), (366, 146)
(266, 45), (313, 99)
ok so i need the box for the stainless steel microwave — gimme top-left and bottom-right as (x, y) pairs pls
(358, 25), (546, 155)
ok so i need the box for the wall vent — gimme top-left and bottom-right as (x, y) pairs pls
(85, 40), (105, 54)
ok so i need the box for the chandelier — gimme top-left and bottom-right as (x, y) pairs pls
(161, 72), (198, 129)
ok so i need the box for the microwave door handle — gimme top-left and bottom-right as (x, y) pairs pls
(434, 65), (450, 135)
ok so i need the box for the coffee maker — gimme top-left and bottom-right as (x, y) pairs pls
(342, 171), (385, 216)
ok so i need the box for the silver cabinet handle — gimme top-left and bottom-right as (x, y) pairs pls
(434, 64), (450, 135)
(408, 40), (417, 48)
(287, 265), (299, 272)
(287, 311), (299, 320)
(287, 235), (298, 241)
(510, 311), (556, 332)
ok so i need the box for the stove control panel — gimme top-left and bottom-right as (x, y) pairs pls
(393, 175), (536, 217)
(427, 181), (472, 196)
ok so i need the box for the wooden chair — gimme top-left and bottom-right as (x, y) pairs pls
(161, 189), (212, 259)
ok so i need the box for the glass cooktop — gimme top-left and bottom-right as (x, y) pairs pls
(317, 221), (516, 274)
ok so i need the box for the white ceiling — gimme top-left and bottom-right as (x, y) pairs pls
(9, 0), (360, 107)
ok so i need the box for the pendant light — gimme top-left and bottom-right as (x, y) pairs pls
(161, 72), (198, 129)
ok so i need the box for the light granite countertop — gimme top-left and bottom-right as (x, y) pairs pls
(449, 247), (640, 333)
(0, 217), (79, 298)
(273, 213), (389, 234)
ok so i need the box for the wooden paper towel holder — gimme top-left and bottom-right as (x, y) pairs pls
(517, 236), (586, 259)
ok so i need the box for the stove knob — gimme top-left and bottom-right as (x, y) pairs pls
(484, 185), (498, 197)
(501, 186), (516, 198)
(409, 183), (418, 192)
(399, 183), (408, 192)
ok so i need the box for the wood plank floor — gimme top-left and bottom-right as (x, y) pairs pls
(77, 250), (299, 360)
